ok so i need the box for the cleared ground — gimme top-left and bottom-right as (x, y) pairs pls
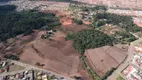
(85, 44), (128, 76)
(62, 24), (89, 32)
(19, 31), (81, 76)
(9, 64), (25, 72)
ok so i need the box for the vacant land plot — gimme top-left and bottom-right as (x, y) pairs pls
(9, 64), (25, 72)
(85, 44), (128, 76)
(3, 31), (39, 55)
(100, 25), (122, 35)
(20, 31), (81, 76)
(62, 24), (89, 32)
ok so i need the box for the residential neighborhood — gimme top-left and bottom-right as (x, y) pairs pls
(0, 0), (142, 80)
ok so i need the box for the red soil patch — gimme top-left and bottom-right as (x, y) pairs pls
(85, 44), (128, 76)
(59, 17), (73, 25)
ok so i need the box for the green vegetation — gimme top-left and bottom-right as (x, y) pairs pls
(113, 31), (137, 44)
(66, 29), (115, 54)
(4, 54), (19, 60)
(0, 5), (17, 12)
(92, 13), (142, 32)
(101, 68), (116, 80)
(92, 20), (106, 27)
(80, 56), (100, 80)
(93, 5), (107, 11)
(72, 18), (83, 25)
(116, 76), (125, 80)
(0, 5), (60, 41)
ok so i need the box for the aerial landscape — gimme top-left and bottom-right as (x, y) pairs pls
(0, 0), (142, 80)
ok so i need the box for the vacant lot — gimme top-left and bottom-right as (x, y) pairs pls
(85, 44), (128, 76)
(20, 31), (81, 76)
(62, 24), (89, 32)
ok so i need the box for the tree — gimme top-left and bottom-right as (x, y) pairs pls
(66, 29), (115, 54)
(72, 18), (83, 25)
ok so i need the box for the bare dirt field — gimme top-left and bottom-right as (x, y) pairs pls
(62, 24), (89, 32)
(85, 44), (128, 76)
(59, 16), (73, 25)
(19, 31), (81, 76)
(100, 25), (122, 35)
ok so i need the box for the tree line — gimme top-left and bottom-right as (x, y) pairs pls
(66, 29), (115, 54)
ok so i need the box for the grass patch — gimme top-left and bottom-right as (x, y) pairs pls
(116, 76), (125, 80)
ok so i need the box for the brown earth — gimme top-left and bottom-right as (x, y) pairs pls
(19, 31), (81, 76)
(59, 17), (73, 25)
(100, 25), (122, 35)
(62, 24), (89, 32)
(85, 44), (128, 76)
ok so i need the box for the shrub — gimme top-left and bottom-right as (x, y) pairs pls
(72, 18), (83, 25)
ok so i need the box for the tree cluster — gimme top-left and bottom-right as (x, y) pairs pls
(72, 18), (83, 25)
(93, 13), (142, 32)
(4, 54), (19, 60)
(0, 5), (60, 41)
(0, 5), (17, 12)
(66, 29), (115, 54)
(101, 68), (116, 80)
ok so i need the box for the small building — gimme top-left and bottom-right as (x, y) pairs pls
(42, 74), (47, 80)
(123, 65), (142, 80)
(131, 54), (142, 69)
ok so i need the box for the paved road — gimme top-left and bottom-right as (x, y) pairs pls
(107, 43), (134, 80)
(107, 38), (142, 80)
(0, 60), (72, 80)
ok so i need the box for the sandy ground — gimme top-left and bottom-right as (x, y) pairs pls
(19, 31), (81, 76)
(85, 44), (128, 76)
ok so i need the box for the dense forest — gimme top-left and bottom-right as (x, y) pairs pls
(66, 29), (115, 54)
(0, 5), (60, 41)
(93, 13), (142, 32)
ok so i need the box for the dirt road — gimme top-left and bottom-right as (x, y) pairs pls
(107, 38), (142, 80)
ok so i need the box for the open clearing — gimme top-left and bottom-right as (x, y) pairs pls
(62, 24), (89, 32)
(19, 31), (81, 76)
(9, 64), (25, 72)
(85, 44), (128, 77)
